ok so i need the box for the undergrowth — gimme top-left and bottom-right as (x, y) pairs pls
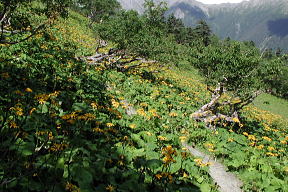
(0, 10), (287, 192)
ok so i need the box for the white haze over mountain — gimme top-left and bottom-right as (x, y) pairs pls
(197, 0), (249, 4)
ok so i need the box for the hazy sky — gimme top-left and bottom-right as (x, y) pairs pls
(196, 0), (249, 4)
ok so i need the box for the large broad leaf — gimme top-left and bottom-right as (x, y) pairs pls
(72, 166), (93, 188)
(145, 159), (162, 170)
(169, 156), (182, 173)
(200, 183), (211, 192)
(19, 141), (34, 156)
(72, 102), (89, 111)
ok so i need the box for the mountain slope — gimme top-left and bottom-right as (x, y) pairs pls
(118, 0), (288, 50)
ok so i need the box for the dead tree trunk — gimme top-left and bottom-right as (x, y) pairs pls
(191, 84), (261, 130)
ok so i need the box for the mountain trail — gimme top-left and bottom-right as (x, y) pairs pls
(182, 142), (243, 192)
(97, 43), (243, 192)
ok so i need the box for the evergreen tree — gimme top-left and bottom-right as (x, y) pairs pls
(143, 0), (167, 29)
(193, 20), (212, 46)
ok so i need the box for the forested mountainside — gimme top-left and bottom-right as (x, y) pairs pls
(1, 0), (287, 192)
(118, 0), (288, 50)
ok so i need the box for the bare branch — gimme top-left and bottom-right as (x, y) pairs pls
(0, 23), (46, 45)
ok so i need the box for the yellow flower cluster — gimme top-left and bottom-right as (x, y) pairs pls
(169, 112), (178, 117)
(148, 109), (160, 118)
(262, 136), (272, 142)
(35, 131), (54, 140)
(49, 143), (68, 152)
(137, 108), (147, 117)
(106, 123), (114, 127)
(10, 104), (24, 116)
(90, 102), (99, 109)
(179, 136), (187, 143)
(93, 127), (105, 133)
(194, 158), (213, 167)
(248, 134), (257, 141)
(35, 91), (60, 104)
(162, 145), (177, 166)
(61, 112), (95, 122)
(155, 172), (173, 183)
(266, 152), (278, 157)
(111, 99), (120, 108)
(65, 182), (80, 192)
(204, 143), (215, 152)
(158, 136), (168, 141)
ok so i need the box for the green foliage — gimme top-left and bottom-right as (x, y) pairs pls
(72, 0), (121, 22)
(260, 56), (288, 99)
(1, 2), (287, 192)
(0, 0), (71, 44)
(96, 10), (179, 63)
(194, 41), (262, 100)
(193, 20), (212, 46)
(143, 0), (167, 28)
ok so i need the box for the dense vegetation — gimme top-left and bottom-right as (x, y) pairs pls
(0, 0), (287, 192)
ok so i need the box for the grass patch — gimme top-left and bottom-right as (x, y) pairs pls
(254, 93), (288, 119)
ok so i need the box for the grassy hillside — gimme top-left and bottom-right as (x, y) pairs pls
(254, 93), (288, 119)
(1, 10), (287, 192)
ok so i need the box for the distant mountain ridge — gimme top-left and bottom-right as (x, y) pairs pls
(117, 0), (288, 51)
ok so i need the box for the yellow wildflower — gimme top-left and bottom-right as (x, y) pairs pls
(106, 185), (115, 192)
(129, 124), (136, 129)
(25, 88), (33, 93)
(228, 138), (234, 142)
(106, 123), (114, 127)
(29, 108), (36, 115)
(280, 140), (287, 144)
(169, 112), (178, 117)
(9, 121), (18, 129)
(183, 172), (189, 178)
(232, 117), (240, 123)
(243, 132), (249, 136)
(267, 146), (275, 151)
(146, 132), (153, 136)
(158, 136), (167, 141)
(111, 99), (119, 108)
(208, 148), (215, 152)
(262, 136), (272, 142)
(10, 106), (24, 116)
(266, 152), (278, 157)
(248, 135), (257, 141)
(179, 136), (187, 142)
(155, 174), (162, 180)
(137, 108), (146, 117)
(93, 128), (105, 133)
(256, 145), (264, 149)
(91, 102), (98, 109)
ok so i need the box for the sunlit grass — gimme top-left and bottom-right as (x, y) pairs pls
(254, 93), (288, 119)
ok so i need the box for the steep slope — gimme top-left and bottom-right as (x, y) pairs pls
(1, 8), (288, 192)
(118, 0), (288, 50)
